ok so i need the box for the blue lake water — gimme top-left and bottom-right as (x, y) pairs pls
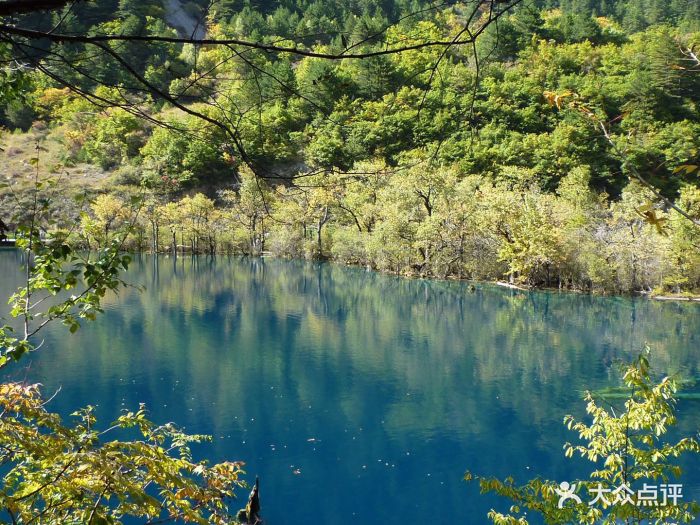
(1, 251), (699, 524)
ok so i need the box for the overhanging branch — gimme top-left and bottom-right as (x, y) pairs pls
(0, 0), (523, 59)
(0, 0), (83, 16)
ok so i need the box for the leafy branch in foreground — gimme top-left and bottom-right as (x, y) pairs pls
(0, 179), (249, 523)
(466, 350), (700, 524)
(0, 162), (139, 368)
(0, 233), (132, 368)
(0, 383), (245, 524)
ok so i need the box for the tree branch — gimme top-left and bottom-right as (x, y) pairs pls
(0, 1), (524, 60)
(0, 0), (83, 16)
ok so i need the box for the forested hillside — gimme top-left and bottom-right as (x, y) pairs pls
(1, 0), (699, 294)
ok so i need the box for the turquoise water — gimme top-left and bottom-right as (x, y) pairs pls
(1, 251), (699, 524)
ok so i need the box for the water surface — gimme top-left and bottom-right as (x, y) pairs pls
(1, 251), (699, 524)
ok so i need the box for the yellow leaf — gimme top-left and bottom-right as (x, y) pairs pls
(673, 164), (699, 175)
(637, 201), (654, 213)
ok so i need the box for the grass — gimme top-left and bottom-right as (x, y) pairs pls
(1, 124), (114, 226)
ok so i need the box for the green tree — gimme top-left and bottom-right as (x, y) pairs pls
(468, 351), (700, 524)
(80, 194), (131, 250)
(221, 167), (271, 255)
(82, 108), (145, 170)
(665, 184), (700, 292)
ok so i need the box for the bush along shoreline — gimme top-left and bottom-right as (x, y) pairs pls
(4, 175), (697, 300)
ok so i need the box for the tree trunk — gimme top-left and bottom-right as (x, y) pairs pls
(317, 206), (330, 258)
(260, 217), (265, 252)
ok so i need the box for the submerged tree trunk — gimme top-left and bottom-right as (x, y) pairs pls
(260, 217), (265, 253)
(317, 206), (330, 258)
(150, 220), (158, 253)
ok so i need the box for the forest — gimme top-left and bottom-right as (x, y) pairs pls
(1, 0), (700, 294)
(2, 1), (700, 524)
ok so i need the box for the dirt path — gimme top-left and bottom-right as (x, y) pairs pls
(163, 0), (205, 39)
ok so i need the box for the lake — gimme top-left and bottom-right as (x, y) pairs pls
(1, 250), (699, 524)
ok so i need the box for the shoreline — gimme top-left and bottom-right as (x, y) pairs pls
(132, 251), (700, 304)
(649, 295), (700, 302)
(494, 280), (700, 302)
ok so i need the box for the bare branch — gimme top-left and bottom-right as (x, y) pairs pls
(0, 0), (83, 16)
(0, 2), (524, 60)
